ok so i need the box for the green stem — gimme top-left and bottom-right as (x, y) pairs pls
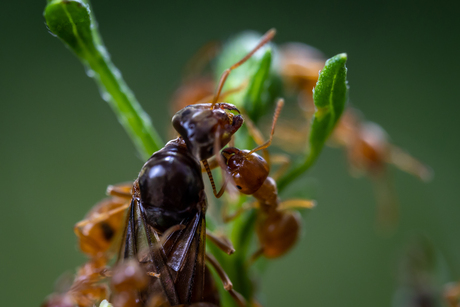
(277, 150), (318, 193)
(84, 52), (163, 159)
(45, 0), (163, 159)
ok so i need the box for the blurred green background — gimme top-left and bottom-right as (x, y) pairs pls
(1, 1), (459, 306)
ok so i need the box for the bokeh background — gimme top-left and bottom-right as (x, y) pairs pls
(1, 1), (459, 306)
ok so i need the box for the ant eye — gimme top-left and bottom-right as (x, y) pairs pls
(258, 156), (263, 161)
(236, 185), (242, 190)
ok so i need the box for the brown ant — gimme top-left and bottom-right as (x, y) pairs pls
(203, 99), (315, 260)
(41, 256), (109, 307)
(277, 44), (432, 232)
(444, 282), (460, 307)
(43, 183), (134, 307)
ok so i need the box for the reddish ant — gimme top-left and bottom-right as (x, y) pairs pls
(445, 282), (460, 307)
(277, 44), (432, 232)
(41, 256), (109, 307)
(203, 99), (315, 260)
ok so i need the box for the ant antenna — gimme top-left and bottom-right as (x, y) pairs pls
(246, 98), (284, 156)
(211, 28), (276, 109)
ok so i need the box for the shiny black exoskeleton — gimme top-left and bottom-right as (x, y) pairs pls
(122, 102), (243, 306)
(138, 138), (204, 232)
(172, 103), (243, 161)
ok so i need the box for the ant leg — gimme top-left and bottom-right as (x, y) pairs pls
(244, 115), (266, 146)
(182, 41), (221, 80)
(387, 145), (433, 182)
(213, 127), (239, 198)
(246, 98), (284, 156)
(372, 172), (399, 235)
(202, 159), (227, 198)
(106, 182), (133, 199)
(212, 29), (276, 108)
(247, 247), (265, 266)
(205, 253), (247, 307)
(206, 230), (235, 255)
(270, 154), (291, 180)
(243, 115), (271, 164)
(74, 201), (130, 229)
(277, 199), (316, 212)
(444, 282), (460, 307)
(229, 136), (235, 148)
(222, 202), (257, 223)
(201, 156), (219, 173)
(195, 83), (248, 105)
(146, 272), (161, 278)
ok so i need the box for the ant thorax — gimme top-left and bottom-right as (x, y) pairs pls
(137, 138), (204, 232)
(253, 176), (279, 211)
(172, 103), (243, 161)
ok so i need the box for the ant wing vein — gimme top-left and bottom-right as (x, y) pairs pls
(120, 198), (180, 305)
(166, 211), (201, 271)
(164, 201), (207, 303)
(119, 197), (207, 305)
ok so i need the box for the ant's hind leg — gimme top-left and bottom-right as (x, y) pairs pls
(206, 231), (235, 255)
(182, 41), (221, 80)
(205, 253), (247, 307)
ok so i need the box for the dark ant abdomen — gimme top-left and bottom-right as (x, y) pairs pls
(138, 141), (204, 232)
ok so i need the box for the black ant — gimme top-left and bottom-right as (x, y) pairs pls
(46, 28), (277, 307)
(115, 29), (276, 306)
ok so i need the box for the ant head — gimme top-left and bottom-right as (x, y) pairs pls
(221, 147), (269, 195)
(172, 103), (243, 161)
(172, 29), (276, 162)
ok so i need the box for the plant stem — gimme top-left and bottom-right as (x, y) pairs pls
(45, 0), (163, 159)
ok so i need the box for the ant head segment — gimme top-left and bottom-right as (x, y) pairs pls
(172, 103), (243, 161)
(221, 147), (269, 195)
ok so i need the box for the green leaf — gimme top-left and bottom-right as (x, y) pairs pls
(243, 48), (272, 122)
(44, 0), (163, 160)
(278, 53), (348, 192)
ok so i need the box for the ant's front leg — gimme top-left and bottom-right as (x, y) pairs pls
(202, 159), (227, 198)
